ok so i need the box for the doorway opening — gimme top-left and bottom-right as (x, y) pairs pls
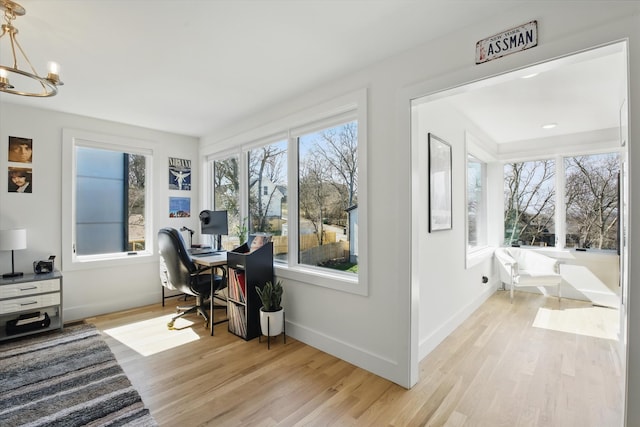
(410, 41), (629, 409)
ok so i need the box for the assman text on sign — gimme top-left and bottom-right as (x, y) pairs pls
(476, 21), (538, 64)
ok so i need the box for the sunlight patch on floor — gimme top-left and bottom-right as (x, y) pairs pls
(532, 306), (619, 340)
(104, 314), (201, 356)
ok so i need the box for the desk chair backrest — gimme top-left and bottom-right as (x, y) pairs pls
(158, 227), (199, 294)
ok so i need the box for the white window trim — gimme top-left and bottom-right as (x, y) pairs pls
(62, 128), (155, 271)
(203, 88), (368, 295)
(501, 149), (623, 253)
(205, 152), (245, 249)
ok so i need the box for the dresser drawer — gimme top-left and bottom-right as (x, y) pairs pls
(0, 293), (61, 315)
(0, 279), (60, 299)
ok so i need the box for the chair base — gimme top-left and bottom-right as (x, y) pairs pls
(167, 297), (209, 329)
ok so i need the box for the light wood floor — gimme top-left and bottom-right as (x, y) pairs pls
(86, 290), (624, 426)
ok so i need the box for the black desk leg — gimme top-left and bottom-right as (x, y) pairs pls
(210, 273), (215, 336)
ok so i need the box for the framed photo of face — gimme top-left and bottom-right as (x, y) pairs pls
(8, 136), (33, 164)
(8, 167), (33, 193)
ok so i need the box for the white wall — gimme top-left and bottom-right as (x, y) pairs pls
(412, 100), (499, 359)
(204, 4), (639, 425)
(0, 103), (200, 321)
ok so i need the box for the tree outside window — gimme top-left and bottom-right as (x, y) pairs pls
(504, 153), (620, 250)
(213, 156), (241, 249)
(248, 140), (288, 260)
(504, 160), (555, 246)
(298, 121), (358, 273)
(565, 153), (619, 250)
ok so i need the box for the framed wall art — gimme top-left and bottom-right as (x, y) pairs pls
(169, 196), (191, 218)
(169, 157), (191, 190)
(428, 133), (452, 232)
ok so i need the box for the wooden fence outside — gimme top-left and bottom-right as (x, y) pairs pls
(272, 231), (338, 255)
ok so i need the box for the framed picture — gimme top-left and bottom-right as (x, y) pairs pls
(8, 136), (33, 164)
(428, 133), (452, 232)
(8, 167), (33, 193)
(168, 157), (191, 190)
(169, 196), (191, 218)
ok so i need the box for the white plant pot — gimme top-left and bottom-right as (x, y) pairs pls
(260, 308), (284, 336)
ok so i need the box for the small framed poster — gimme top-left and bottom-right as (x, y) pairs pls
(8, 136), (33, 164)
(169, 197), (191, 218)
(169, 157), (191, 190)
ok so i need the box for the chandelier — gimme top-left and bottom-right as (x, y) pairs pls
(0, 0), (63, 97)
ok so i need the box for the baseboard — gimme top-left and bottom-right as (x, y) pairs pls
(285, 321), (408, 387)
(418, 283), (497, 361)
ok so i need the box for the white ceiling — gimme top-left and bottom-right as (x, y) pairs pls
(0, 1), (627, 144)
(442, 42), (627, 145)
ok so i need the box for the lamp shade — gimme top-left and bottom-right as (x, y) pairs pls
(0, 229), (27, 251)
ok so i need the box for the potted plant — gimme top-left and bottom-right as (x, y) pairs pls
(234, 216), (248, 245)
(255, 280), (284, 336)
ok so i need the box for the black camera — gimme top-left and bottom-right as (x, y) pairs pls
(33, 255), (55, 274)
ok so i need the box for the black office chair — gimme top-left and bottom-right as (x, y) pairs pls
(158, 227), (227, 329)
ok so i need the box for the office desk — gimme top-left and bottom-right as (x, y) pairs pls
(192, 252), (227, 336)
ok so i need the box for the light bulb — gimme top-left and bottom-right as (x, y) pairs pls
(46, 62), (63, 85)
(47, 62), (60, 75)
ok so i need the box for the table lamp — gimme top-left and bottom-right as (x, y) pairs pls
(0, 228), (27, 278)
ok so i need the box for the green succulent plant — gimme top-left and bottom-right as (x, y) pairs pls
(255, 280), (283, 312)
(234, 217), (248, 244)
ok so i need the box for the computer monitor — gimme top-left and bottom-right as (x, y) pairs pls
(199, 210), (228, 251)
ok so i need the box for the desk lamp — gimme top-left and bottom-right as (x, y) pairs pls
(0, 228), (27, 278)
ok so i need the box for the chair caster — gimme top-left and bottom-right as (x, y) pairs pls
(167, 321), (175, 330)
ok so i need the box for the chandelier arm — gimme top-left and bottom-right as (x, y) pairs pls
(11, 29), (44, 80)
(8, 29), (19, 69)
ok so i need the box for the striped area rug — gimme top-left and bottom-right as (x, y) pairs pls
(0, 323), (157, 427)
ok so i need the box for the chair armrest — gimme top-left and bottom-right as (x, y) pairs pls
(494, 249), (518, 284)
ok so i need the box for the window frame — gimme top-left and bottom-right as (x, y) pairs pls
(291, 112), (359, 271)
(501, 150), (622, 253)
(204, 89), (368, 295)
(208, 152), (243, 250)
(466, 155), (486, 247)
(62, 128), (155, 271)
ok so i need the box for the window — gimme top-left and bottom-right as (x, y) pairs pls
(565, 153), (619, 250)
(467, 154), (486, 249)
(75, 147), (147, 255)
(503, 153), (620, 251)
(213, 155), (241, 250)
(207, 89), (367, 294)
(248, 140), (288, 261)
(504, 159), (556, 247)
(297, 121), (358, 273)
(62, 129), (153, 270)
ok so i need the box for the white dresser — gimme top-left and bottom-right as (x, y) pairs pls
(0, 271), (63, 341)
